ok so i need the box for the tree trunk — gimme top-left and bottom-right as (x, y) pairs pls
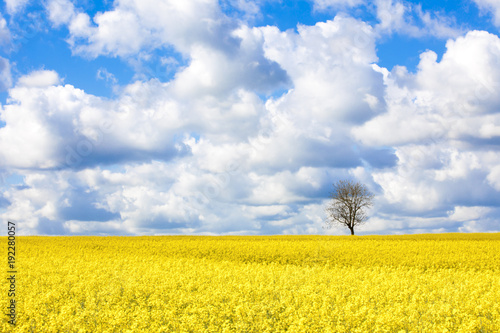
(349, 227), (354, 235)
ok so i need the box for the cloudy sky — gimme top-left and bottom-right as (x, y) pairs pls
(1, 0), (500, 236)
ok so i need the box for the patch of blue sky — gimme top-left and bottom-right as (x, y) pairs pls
(2, 173), (24, 187)
(376, 35), (447, 71)
(189, 132), (201, 142)
(11, 32), (135, 96)
(173, 132), (200, 145)
(257, 87), (291, 102)
(102, 164), (127, 173)
(73, 0), (115, 17)
(256, 0), (333, 32)
(1, 8), (125, 98)
(418, 0), (497, 32)
(0, 92), (7, 107)
(2, 1), (189, 100)
(8, 30), (188, 99)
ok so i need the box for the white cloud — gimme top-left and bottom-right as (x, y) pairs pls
(47, 0), (77, 27)
(5, 0), (30, 15)
(0, 79), (183, 169)
(353, 31), (500, 146)
(448, 206), (491, 222)
(171, 35), (289, 98)
(0, 57), (12, 91)
(312, 0), (365, 11)
(309, 0), (461, 39)
(220, 0), (263, 21)
(473, 0), (500, 27)
(434, 150), (481, 181)
(259, 16), (382, 126)
(45, 0), (290, 99)
(0, 83), (82, 169)
(374, 0), (462, 39)
(0, 172), (69, 234)
(487, 165), (500, 191)
(96, 68), (117, 85)
(73, 9), (148, 57)
(0, 14), (10, 46)
(17, 69), (61, 87)
(0, 65), (275, 171)
(46, 0), (237, 58)
(351, 30), (500, 221)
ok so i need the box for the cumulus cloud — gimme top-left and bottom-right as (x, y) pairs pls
(171, 31), (290, 97)
(46, 0), (239, 58)
(17, 69), (61, 87)
(0, 78), (190, 170)
(0, 170), (123, 235)
(46, 0), (78, 27)
(260, 16), (382, 124)
(352, 30), (500, 227)
(0, 13), (390, 235)
(448, 206), (491, 222)
(353, 31), (500, 146)
(45, 0), (290, 97)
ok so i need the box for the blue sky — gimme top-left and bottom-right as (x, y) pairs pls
(1, 0), (500, 235)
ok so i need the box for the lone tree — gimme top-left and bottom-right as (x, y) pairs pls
(325, 180), (374, 235)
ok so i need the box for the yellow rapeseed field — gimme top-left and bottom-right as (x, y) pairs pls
(2, 233), (500, 332)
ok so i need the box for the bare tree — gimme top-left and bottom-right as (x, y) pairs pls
(325, 180), (374, 235)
